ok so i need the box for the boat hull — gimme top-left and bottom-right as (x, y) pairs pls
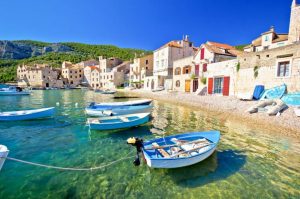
(144, 145), (217, 168)
(0, 91), (30, 96)
(0, 145), (9, 171)
(88, 113), (150, 130)
(0, 107), (55, 121)
(260, 84), (286, 100)
(85, 105), (153, 117)
(142, 131), (220, 169)
(90, 99), (152, 108)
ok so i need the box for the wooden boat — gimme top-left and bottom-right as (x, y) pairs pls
(282, 93), (300, 106)
(0, 86), (30, 96)
(140, 131), (220, 168)
(87, 113), (150, 130)
(260, 84), (286, 100)
(0, 107), (55, 121)
(88, 99), (152, 108)
(85, 105), (153, 117)
(294, 107), (300, 117)
(0, 145), (9, 171)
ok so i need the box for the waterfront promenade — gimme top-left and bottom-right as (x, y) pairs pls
(119, 89), (300, 138)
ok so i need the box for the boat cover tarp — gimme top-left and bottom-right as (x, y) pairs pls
(282, 93), (300, 106)
(260, 84), (286, 100)
(253, 85), (264, 100)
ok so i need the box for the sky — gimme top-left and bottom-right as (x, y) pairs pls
(0, 0), (294, 50)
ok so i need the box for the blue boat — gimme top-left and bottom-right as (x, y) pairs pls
(85, 105), (153, 117)
(88, 99), (152, 109)
(87, 113), (150, 130)
(282, 93), (300, 106)
(140, 131), (220, 168)
(0, 107), (55, 121)
(260, 84), (286, 100)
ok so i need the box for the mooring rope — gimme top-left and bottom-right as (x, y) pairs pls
(2, 150), (135, 171)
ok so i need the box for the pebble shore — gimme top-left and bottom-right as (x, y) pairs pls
(118, 89), (300, 139)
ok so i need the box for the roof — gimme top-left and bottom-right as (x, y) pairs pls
(89, 66), (100, 72)
(245, 33), (288, 49)
(203, 42), (239, 57)
(206, 41), (235, 50)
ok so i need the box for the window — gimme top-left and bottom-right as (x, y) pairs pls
(182, 66), (191, 74)
(265, 35), (269, 41)
(79, 75), (82, 77)
(213, 77), (223, 94)
(146, 60), (148, 64)
(175, 67), (181, 75)
(277, 61), (290, 77)
(176, 80), (180, 87)
(264, 46), (269, 50)
(266, 55), (270, 58)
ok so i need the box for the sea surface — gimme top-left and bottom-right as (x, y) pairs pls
(0, 89), (299, 198)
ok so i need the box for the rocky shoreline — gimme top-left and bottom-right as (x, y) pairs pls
(118, 89), (300, 139)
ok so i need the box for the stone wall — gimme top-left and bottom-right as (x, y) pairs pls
(236, 43), (300, 94)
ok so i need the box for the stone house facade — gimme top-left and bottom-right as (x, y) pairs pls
(149, 36), (195, 90)
(61, 61), (84, 88)
(130, 54), (153, 88)
(172, 56), (197, 93)
(17, 64), (64, 88)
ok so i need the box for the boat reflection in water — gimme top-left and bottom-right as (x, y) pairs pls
(151, 150), (246, 187)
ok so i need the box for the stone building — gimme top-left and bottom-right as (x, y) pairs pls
(237, 43), (300, 94)
(61, 61), (84, 88)
(147, 35), (196, 90)
(244, 0), (300, 52)
(17, 64), (64, 88)
(130, 54), (153, 88)
(172, 56), (196, 93)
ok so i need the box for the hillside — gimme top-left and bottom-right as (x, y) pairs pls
(0, 40), (150, 83)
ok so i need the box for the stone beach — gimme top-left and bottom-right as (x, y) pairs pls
(119, 89), (300, 138)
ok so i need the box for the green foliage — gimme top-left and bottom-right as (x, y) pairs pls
(190, 73), (196, 80)
(254, 66), (259, 78)
(236, 62), (240, 72)
(235, 44), (248, 51)
(201, 77), (207, 85)
(0, 40), (150, 83)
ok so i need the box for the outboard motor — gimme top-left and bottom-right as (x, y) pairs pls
(127, 137), (143, 166)
(89, 102), (95, 108)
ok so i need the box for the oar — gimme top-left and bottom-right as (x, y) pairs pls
(144, 139), (208, 150)
(169, 143), (215, 158)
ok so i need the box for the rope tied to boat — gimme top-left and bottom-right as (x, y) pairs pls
(1, 150), (135, 172)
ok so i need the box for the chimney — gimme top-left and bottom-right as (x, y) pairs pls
(270, 26), (275, 32)
(185, 35), (189, 41)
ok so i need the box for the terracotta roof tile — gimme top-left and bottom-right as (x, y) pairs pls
(207, 41), (235, 50)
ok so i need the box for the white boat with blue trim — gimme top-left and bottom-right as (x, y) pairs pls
(128, 131), (220, 168)
(85, 105), (153, 117)
(87, 112), (151, 130)
(0, 86), (30, 96)
(88, 99), (152, 109)
(0, 107), (55, 121)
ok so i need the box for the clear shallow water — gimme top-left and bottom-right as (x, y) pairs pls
(0, 90), (299, 198)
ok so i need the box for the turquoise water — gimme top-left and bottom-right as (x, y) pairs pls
(0, 89), (299, 198)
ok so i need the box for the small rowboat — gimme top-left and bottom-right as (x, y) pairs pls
(95, 90), (116, 94)
(0, 86), (30, 96)
(282, 93), (300, 106)
(260, 84), (286, 100)
(140, 131), (220, 168)
(87, 113), (150, 130)
(85, 105), (153, 117)
(0, 145), (9, 171)
(88, 99), (152, 108)
(0, 107), (55, 121)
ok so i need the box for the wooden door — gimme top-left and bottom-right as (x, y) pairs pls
(222, 76), (230, 96)
(185, 80), (191, 92)
(193, 79), (198, 92)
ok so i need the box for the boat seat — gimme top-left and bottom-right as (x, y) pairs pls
(119, 116), (129, 122)
(152, 142), (170, 158)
